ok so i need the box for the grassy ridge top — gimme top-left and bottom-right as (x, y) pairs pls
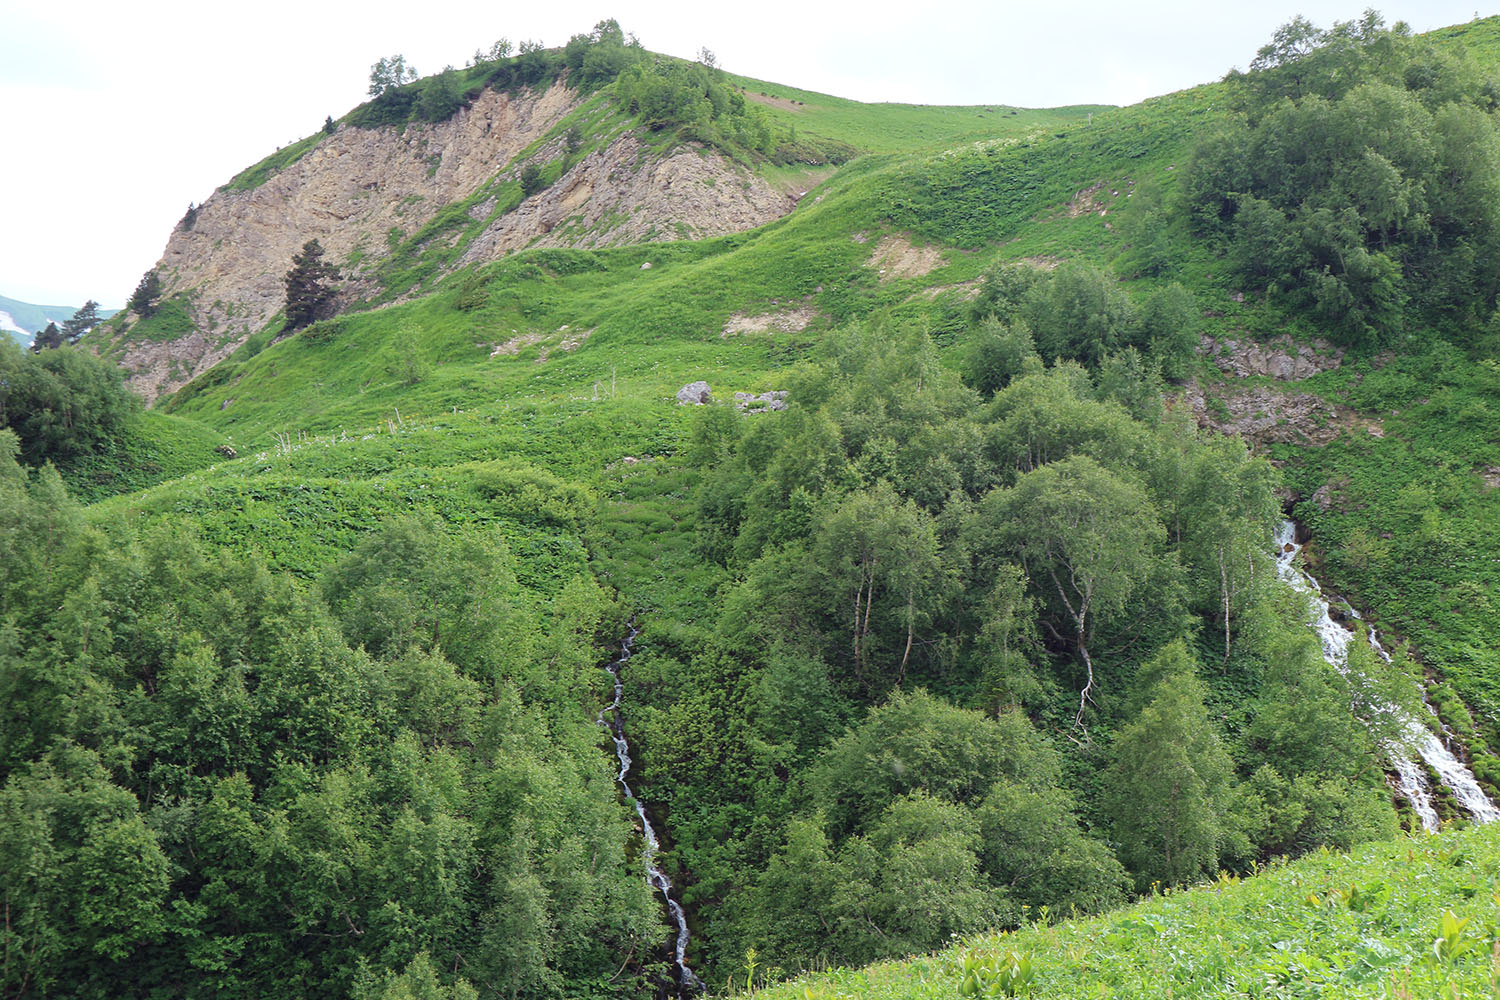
(749, 824), (1500, 1000)
(724, 71), (1111, 153)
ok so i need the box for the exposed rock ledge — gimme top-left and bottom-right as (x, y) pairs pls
(1178, 380), (1383, 449)
(1198, 333), (1344, 380)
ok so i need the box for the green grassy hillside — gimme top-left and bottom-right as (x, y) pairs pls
(155, 79), (1219, 448)
(9, 13), (1500, 1000)
(54, 409), (227, 503)
(750, 823), (1500, 1000)
(724, 72), (1112, 153)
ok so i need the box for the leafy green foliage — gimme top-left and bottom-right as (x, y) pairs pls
(752, 824), (1500, 1000)
(957, 948), (1036, 999)
(320, 513), (522, 676)
(616, 56), (773, 156)
(1185, 14), (1500, 346)
(961, 317), (1041, 397)
(1103, 644), (1240, 887)
(965, 262), (1200, 380)
(369, 54), (420, 98)
(0, 437), (665, 1000)
(415, 67), (464, 123)
(563, 18), (641, 92)
(0, 340), (139, 465)
(668, 322), (1395, 980)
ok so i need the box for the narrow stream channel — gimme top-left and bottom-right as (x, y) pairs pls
(1275, 521), (1500, 829)
(598, 625), (702, 994)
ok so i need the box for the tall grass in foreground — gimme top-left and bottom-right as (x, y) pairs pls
(750, 824), (1500, 999)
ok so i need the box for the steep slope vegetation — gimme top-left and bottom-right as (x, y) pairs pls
(10, 12), (1500, 1000)
(750, 821), (1500, 1000)
(101, 80), (792, 402)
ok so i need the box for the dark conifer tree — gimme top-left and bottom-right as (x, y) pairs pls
(61, 300), (100, 344)
(128, 271), (162, 318)
(283, 239), (339, 330)
(30, 322), (63, 352)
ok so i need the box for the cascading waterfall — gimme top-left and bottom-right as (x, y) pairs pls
(597, 626), (702, 993)
(1275, 521), (1500, 829)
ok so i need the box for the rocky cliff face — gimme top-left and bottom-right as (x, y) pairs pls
(112, 81), (796, 402)
(1180, 335), (1381, 449)
(460, 133), (792, 261)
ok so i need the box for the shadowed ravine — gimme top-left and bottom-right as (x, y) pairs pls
(598, 625), (702, 994)
(1276, 521), (1500, 829)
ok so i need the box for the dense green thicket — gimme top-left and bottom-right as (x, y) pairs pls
(962, 261), (1199, 385)
(1183, 12), (1500, 347)
(616, 58), (772, 157)
(346, 41), (566, 130)
(0, 340), (139, 466)
(626, 322), (1411, 981)
(0, 432), (666, 999)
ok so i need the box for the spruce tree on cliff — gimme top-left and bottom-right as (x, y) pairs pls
(283, 239), (339, 330)
(62, 300), (101, 344)
(128, 270), (162, 318)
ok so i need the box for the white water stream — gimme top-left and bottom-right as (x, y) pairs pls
(598, 626), (702, 993)
(1275, 521), (1499, 830)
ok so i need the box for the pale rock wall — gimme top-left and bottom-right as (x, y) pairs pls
(116, 80), (795, 402)
(459, 135), (793, 261)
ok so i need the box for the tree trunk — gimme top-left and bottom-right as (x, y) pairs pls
(1075, 633), (1096, 735)
(897, 592), (915, 686)
(1219, 547), (1231, 667)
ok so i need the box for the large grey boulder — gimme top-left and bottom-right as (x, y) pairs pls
(676, 381), (712, 405)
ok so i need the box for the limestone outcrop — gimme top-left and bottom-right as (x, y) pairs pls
(107, 81), (796, 402)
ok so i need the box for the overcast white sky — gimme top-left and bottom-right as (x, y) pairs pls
(1, 1), (1493, 308)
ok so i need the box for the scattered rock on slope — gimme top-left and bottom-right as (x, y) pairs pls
(1178, 381), (1383, 449)
(734, 391), (787, 412)
(1198, 334), (1344, 380)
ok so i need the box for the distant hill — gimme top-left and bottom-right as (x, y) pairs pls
(0, 293), (117, 346)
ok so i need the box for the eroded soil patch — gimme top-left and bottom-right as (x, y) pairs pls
(867, 234), (944, 281)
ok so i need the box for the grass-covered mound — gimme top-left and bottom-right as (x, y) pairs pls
(55, 409), (226, 503)
(751, 823), (1500, 1000)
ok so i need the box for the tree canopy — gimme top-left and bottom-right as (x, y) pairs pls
(0, 340), (138, 465)
(1187, 12), (1500, 346)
